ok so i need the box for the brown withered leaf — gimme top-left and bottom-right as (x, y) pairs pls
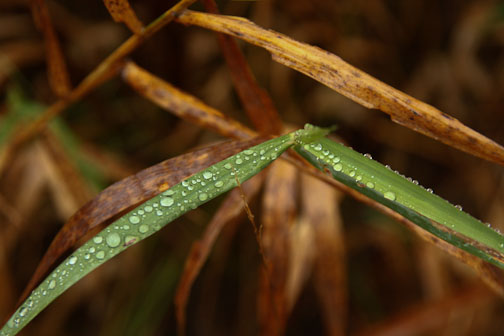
(175, 172), (265, 336)
(202, 0), (282, 135)
(301, 173), (346, 336)
(103, 0), (144, 34)
(259, 160), (298, 336)
(18, 137), (267, 304)
(30, 0), (71, 97)
(122, 62), (256, 140)
(176, 10), (504, 166)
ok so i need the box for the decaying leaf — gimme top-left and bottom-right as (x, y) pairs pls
(176, 10), (504, 166)
(259, 159), (298, 335)
(202, 0), (282, 135)
(122, 62), (255, 140)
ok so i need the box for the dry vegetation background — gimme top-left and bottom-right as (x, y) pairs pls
(1, 0), (504, 335)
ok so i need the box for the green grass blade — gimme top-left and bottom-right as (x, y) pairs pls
(294, 134), (504, 268)
(1, 128), (327, 336)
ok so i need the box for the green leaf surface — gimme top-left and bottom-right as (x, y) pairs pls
(0, 129), (313, 336)
(294, 136), (504, 268)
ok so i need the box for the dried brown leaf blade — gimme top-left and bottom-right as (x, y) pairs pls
(259, 160), (298, 336)
(122, 61), (255, 140)
(18, 137), (267, 304)
(176, 10), (504, 166)
(174, 173), (265, 336)
(30, 0), (71, 97)
(301, 173), (346, 336)
(103, 0), (144, 34)
(202, 0), (282, 134)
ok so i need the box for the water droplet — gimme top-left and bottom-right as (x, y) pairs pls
(93, 236), (103, 244)
(356, 175), (362, 181)
(203, 171), (213, 179)
(156, 210), (163, 216)
(139, 224), (149, 233)
(426, 188), (433, 193)
(455, 205), (463, 211)
(215, 181), (224, 188)
(244, 149), (253, 155)
(19, 307), (28, 317)
(144, 205), (153, 212)
(84, 254), (90, 260)
(106, 233), (121, 247)
(68, 256), (78, 265)
(96, 251), (105, 259)
(333, 163), (343, 172)
(182, 181), (189, 187)
(163, 190), (175, 196)
(364, 153), (372, 159)
(129, 216), (140, 224)
(313, 143), (322, 151)
(160, 197), (174, 207)
(199, 192), (208, 201)
(89, 247), (95, 253)
(332, 157), (340, 164)
(224, 163), (232, 169)
(322, 150), (329, 156)
(235, 158), (243, 165)
(349, 170), (356, 177)
(366, 182), (375, 189)
(500, 243), (504, 249)
(48, 280), (56, 290)
(384, 191), (396, 201)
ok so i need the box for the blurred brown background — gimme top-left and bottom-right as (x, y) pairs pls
(1, 0), (504, 335)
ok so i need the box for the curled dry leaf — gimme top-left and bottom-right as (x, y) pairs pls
(122, 62), (255, 140)
(174, 172), (265, 336)
(176, 10), (504, 166)
(103, 0), (144, 34)
(17, 137), (267, 304)
(30, 0), (71, 97)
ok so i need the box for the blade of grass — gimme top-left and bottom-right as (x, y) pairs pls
(294, 134), (504, 269)
(202, 0), (282, 135)
(2, 127), (327, 336)
(175, 172), (265, 335)
(176, 10), (504, 166)
(18, 137), (267, 304)
(121, 62), (255, 140)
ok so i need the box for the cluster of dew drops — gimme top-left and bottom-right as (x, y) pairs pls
(304, 141), (504, 244)
(1, 134), (294, 336)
